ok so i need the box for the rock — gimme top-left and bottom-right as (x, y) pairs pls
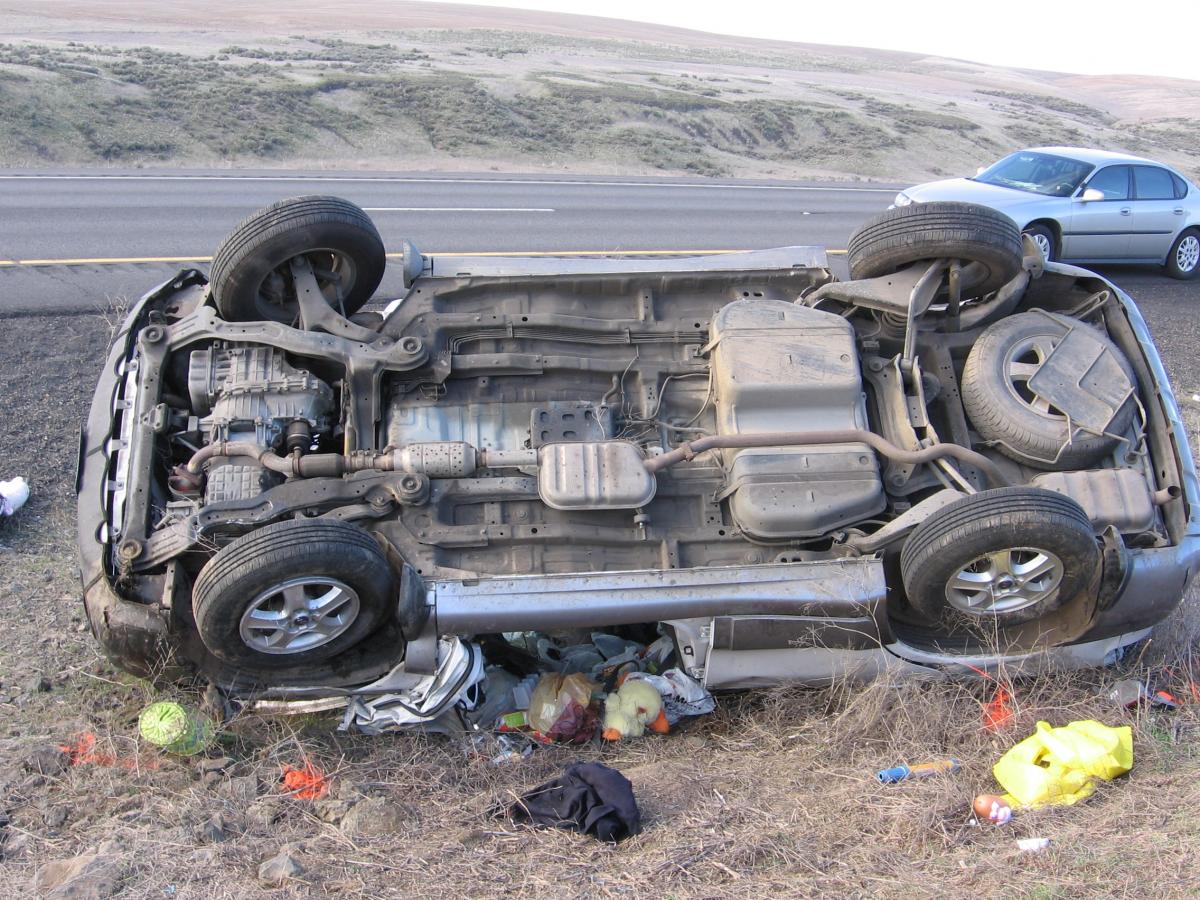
(189, 848), (218, 866)
(257, 850), (304, 886)
(32, 844), (121, 899)
(24, 746), (70, 775)
(2, 830), (30, 861)
(219, 774), (259, 805)
(197, 756), (234, 775)
(313, 799), (352, 824)
(339, 797), (412, 838)
(43, 806), (69, 828)
(27, 674), (53, 694)
(246, 798), (282, 830)
(193, 812), (232, 844)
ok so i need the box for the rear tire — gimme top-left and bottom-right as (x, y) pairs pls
(1166, 229), (1200, 280)
(193, 519), (394, 671)
(848, 201), (1023, 297)
(209, 196), (386, 323)
(901, 487), (1098, 630)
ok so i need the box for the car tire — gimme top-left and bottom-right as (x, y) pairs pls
(192, 519), (394, 670)
(847, 201), (1023, 296)
(900, 487), (1098, 629)
(1023, 223), (1057, 262)
(209, 196), (386, 323)
(1166, 229), (1200, 280)
(961, 312), (1136, 470)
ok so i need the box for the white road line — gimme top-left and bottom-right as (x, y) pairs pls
(0, 174), (897, 193)
(362, 207), (555, 212)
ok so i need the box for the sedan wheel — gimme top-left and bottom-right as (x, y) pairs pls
(1023, 225), (1056, 263)
(1168, 231), (1200, 280)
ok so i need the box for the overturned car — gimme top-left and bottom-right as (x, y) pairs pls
(77, 197), (1200, 697)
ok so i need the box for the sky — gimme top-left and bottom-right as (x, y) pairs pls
(443, 0), (1200, 81)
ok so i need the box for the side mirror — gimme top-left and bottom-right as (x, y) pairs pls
(1079, 188), (1104, 202)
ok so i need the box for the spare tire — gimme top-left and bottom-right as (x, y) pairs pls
(193, 518), (394, 671)
(900, 487), (1098, 629)
(961, 311), (1136, 470)
(209, 196), (386, 323)
(848, 201), (1023, 297)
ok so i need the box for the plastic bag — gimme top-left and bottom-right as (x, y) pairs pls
(527, 672), (596, 734)
(993, 719), (1133, 809)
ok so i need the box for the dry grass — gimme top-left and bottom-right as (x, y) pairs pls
(4, 652), (1200, 898)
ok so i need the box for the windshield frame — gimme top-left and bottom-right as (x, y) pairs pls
(969, 151), (1095, 198)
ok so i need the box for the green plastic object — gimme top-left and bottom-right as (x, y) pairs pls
(138, 701), (214, 755)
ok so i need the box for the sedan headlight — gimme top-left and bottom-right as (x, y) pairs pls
(893, 191), (913, 207)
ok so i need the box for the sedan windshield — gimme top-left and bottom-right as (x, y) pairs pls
(971, 151), (1094, 197)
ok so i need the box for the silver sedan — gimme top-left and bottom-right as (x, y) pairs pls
(894, 147), (1200, 279)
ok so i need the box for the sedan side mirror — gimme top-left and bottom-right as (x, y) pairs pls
(1079, 188), (1105, 202)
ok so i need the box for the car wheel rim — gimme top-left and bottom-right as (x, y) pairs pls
(254, 249), (358, 323)
(1030, 232), (1052, 260)
(239, 576), (360, 655)
(1177, 235), (1200, 273)
(1002, 334), (1064, 418)
(945, 547), (1064, 615)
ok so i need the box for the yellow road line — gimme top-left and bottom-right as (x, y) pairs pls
(0, 249), (847, 268)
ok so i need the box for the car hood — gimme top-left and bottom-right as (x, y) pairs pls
(904, 178), (1052, 214)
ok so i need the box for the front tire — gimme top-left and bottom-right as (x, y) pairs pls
(1166, 229), (1200, 280)
(209, 196), (386, 323)
(901, 488), (1099, 630)
(192, 519), (394, 671)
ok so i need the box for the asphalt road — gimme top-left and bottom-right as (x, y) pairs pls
(0, 171), (897, 315)
(0, 173), (1196, 402)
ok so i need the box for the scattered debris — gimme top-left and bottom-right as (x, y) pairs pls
(601, 679), (667, 740)
(983, 683), (1015, 732)
(1107, 678), (1180, 710)
(257, 849), (304, 887)
(624, 668), (715, 725)
(59, 732), (159, 771)
(528, 671), (599, 742)
(1016, 837), (1051, 852)
(993, 720), (1133, 809)
(507, 763), (640, 843)
(194, 812), (234, 844)
(0, 476), (29, 517)
(876, 758), (961, 784)
(280, 762), (328, 800)
(972, 793), (1012, 825)
(138, 701), (214, 755)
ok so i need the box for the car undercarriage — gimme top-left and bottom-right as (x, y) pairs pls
(77, 198), (1200, 698)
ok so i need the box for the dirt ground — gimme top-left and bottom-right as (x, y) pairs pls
(0, 287), (1199, 898)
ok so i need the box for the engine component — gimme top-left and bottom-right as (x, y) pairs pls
(188, 345), (333, 448)
(709, 299), (885, 539)
(537, 441), (656, 510)
(1032, 468), (1155, 534)
(205, 462), (277, 505)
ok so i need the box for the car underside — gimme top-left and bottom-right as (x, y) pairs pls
(77, 198), (1200, 699)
